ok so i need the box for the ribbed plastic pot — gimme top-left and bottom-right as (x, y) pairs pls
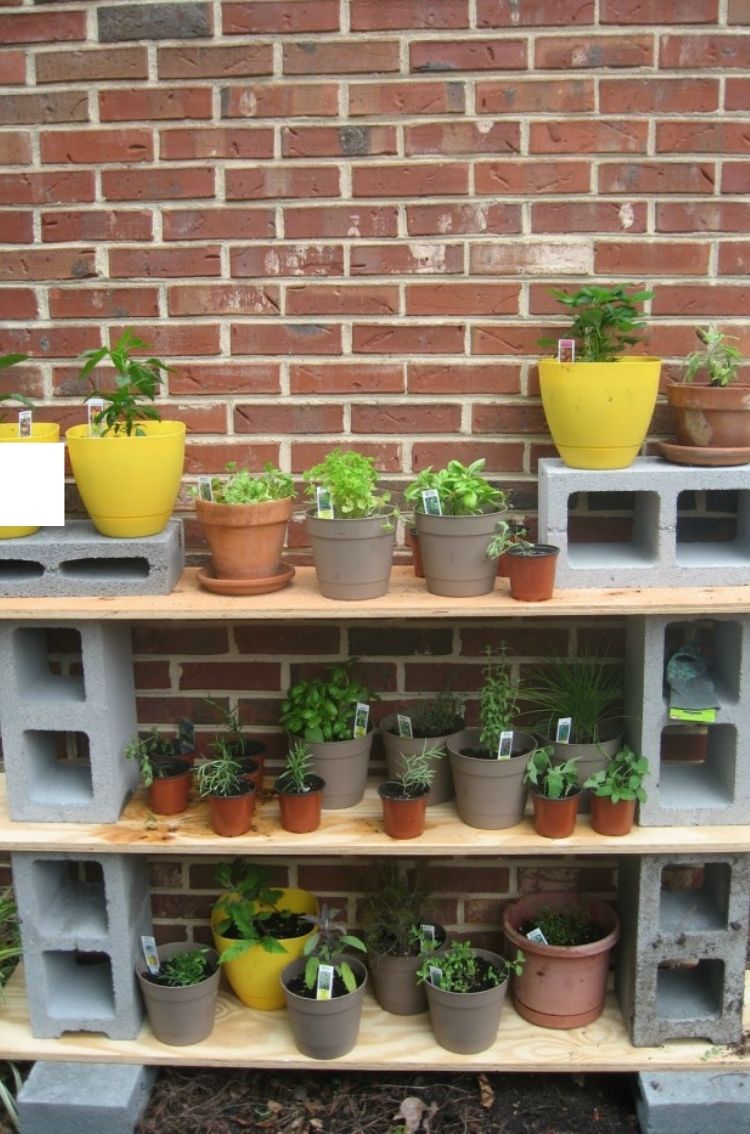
(195, 496), (293, 582)
(207, 784), (255, 837)
(293, 731), (373, 809)
(531, 789), (581, 839)
(447, 728), (536, 830)
(282, 956), (368, 1060)
(380, 713), (459, 805)
(275, 774), (325, 833)
(305, 509), (396, 600)
(590, 794), (636, 836)
(136, 943), (220, 1046)
(506, 544), (559, 602)
(551, 726), (623, 815)
(414, 510), (504, 597)
(378, 783), (429, 839)
(147, 759), (192, 816)
(424, 949), (510, 1054)
(368, 926), (446, 1016)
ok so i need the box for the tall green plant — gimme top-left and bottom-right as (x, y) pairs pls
(478, 649), (519, 753)
(303, 449), (389, 518)
(541, 285), (653, 362)
(77, 328), (169, 436)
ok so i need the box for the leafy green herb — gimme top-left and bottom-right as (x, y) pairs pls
(214, 861), (295, 963)
(524, 747), (580, 800)
(196, 462), (294, 505)
(158, 948), (212, 987)
(405, 458), (507, 517)
(683, 324), (743, 388)
(301, 904), (367, 994)
(584, 745), (649, 803)
(540, 284), (653, 363)
(478, 649), (519, 754)
(125, 728), (186, 787)
(417, 940), (524, 993)
(280, 660), (374, 743)
(303, 449), (390, 519)
(77, 328), (170, 436)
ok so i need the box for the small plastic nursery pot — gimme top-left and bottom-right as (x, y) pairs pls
(281, 955), (368, 1060)
(207, 783), (255, 838)
(506, 544), (559, 602)
(147, 758), (192, 816)
(423, 949), (511, 1054)
(378, 782), (429, 840)
(136, 943), (220, 1047)
(447, 727), (536, 830)
(274, 774), (325, 834)
(590, 794), (637, 836)
(531, 788), (581, 839)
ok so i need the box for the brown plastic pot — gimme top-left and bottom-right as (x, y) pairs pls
(506, 544), (559, 601)
(550, 725), (623, 815)
(274, 774), (325, 833)
(531, 789), (581, 839)
(590, 794), (636, 836)
(136, 943), (220, 1046)
(423, 949), (510, 1053)
(502, 891), (621, 1029)
(207, 784), (255, 837)
(281, 955), (368, 1060)
(447, 727), (536, 830)
(414, 509), (506, 597)
(147, 759), (192, 816)
(378, 782), (429, 839)
(666, 382), (750, 450)
(380, 713), (460, 805)
(196, 496), (293, 581)
(305, 508), (396, 600)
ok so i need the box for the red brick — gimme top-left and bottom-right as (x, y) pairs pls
(351, 402), (461, 433)
(0, 326), (99, 357)
(0, 211), (31, 243)
(160, 126), (274, 160)
(602, 0), (717, 19)
(726, 78), (750, 109)
(729, 0), (750, 21)
(352, 324), (465, 355)
(352, 162), (468, 197)
(102, 167), (215, 201)
(234, 624), (341, 654)
(99, 88), (212, 123)
(350, 80), (464, 116)
(41, 129), (153, 165)
(284, 205), (398, 239)
(286, 285), (399, 316)
(476, 78), (594, 114)
(594, 241), (711, 276)
(179, 661), (281, 691)
(163, 207), (274, 241)
(284, 40), (400, 75)
(234, 402), (344, 432)
(408, 362), (520, 395)
(471, 242), (591, 276)
(109, 324), (221, 358)
(169, 363), (280, 395)
(134, 661), (171, 690)
(600, 78), (718, 114)
(158, 43), (272, 79)
(168, 285), (280, 317)
(405, 283), (519, 316)
(0, 91), (88, 126)
(42, 210), (153, 243)
(351, 0), (468, 29)
(718, 243), (750, 275)
(599, 161), (715, 195)
(405, 121), (519, 156)
(109, 246), (221, 279)
(0, 249), (96, 282)
(535, 34), (652, 68)
(472, 403), (547, 434)
(652, 285), (750, 316)
(49, 287), (160, 320)
(231, 245), (344, 278)
(0, 10), (84, 43)
(184, 441), (279, 474)
(0, 171), (94, 205)
(410, 38), (526, 72)
(231, 324), (342, 356)
(722, 162), (750, 192)
(0, 288), (37, 319)
(406, 202), (521, 236)
(0, 133), (30, 165)
(657, 202), (750, 232)
(660, 33), (750, 68)
(478, 0), (593, 23)
(222, 83), (338, 118)
(475, 160), (591, 195)
(290, 362), (404, 394)
(226, 165), (340, 200)
(223, 1), (339, 33)
(657, 121), (750, 153)
(36, 46), (147, 83)
(472, 324), (554, 356)
(282, 125), (397, 159)
(164, 404), (227, 434)
(0, 50), (25, 84)
(532, 201), (647, 233)
(530, 120), (647, 154)
(349, 242), (462, 275)
(412, 440), (523, 472)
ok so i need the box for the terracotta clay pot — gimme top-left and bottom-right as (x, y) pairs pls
(147, 759), (192, 816)
(378, 783), (429, 839)
(590, 794), (636, 836)
(506, 544), (559, 601)
(531, 789), (581, 839)
(666, 382), (750, 451)
(196, 496), (293, 581)
(275, 774), (325, 833)
(207, 784), (255, 837)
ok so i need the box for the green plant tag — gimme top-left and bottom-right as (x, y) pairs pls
(197, 475), (213, 502)
(421, 488), (442, 516)
(316, 486), (334, 519)
(353, 702), (370, 738)
(669, 707), (717, 723)
(316, 963), (334, 1001)
(397, 714), (413, 738)
(17, 409), (32, 438)
(87, 398), (105, 437)
(497, 730), (513, 760)
(141, 934), (160, 975)
(556, 717), (572, 743)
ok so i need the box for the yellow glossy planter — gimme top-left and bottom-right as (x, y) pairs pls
(538, 357), (661, 469)
(65, 420), (185, 538)
(0, 421), (60, 538)
(211, 887), (318, 1010)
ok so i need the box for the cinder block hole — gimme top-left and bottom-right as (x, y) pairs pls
(676, 490), (750, 566)
(31, 859), (108, 937)
(658, 723), (735, 810)
(60, 556), (150, 580)
(656, 958), (724, 1021)
(23, 730), (93, 806)
(40, 950), (115, 1024)
(565, 491), (660, 567)
(12, 626), (84, 700)
(0, 559), (43, 580)
(660, 863), (730, 932)
(663, 618), (742, 704)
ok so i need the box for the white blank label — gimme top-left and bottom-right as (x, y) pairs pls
(0, 444), (65, 526)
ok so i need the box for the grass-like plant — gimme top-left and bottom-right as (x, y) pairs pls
(405, 458), (507, 516)
(523, 652), (623, 745)
(360, 861), (435, 958)
(540, 284), (653, 363)
(194, 738), (245, 799)
(77, 328), (170, 436)
(683, 325), (743, 388)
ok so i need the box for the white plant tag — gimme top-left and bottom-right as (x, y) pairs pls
(316, 486), (334, 519)
(353, 703), (370, 739)
(316, 963), (334, 1001)
(420, 923), (436, 944)
(87, 398), (105, 437)
(556, 717), (572, 744)
(526, 927), (549, 946)
(396, 714), (414, 739)
(558, 339), (576, 363)
(421, 488), (442, 516)
(17, 410), (32, 438)
(429, 964), (443, 985)
(497, 730), (513, 760)
(197, 475), (213, 502)
(141, 935), (160, 975)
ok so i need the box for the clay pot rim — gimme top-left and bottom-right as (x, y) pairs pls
(503, 892), (621, 957)
(205, 782), (256, 801)
(531, 786), (582, 801)
(274, 774), (325, 796)
(151, 757), (192, 781)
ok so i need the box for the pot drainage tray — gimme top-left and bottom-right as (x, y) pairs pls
(655, 441), (750, 467)
(197, 563), (295, 596)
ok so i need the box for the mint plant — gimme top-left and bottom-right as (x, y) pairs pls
(524, 746), (580, 800)
(478, 649), (519, 754)
(405, 458), (507, 516)
(541, 284), (653, 362)
(214, 861), (299, 962)
(77, 328), (170, 436)
(584, 745), (649, 803)
(417, 939), (524, 993)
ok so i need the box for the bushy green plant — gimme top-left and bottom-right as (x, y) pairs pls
(407, 690), (465, 737)
(194, 738), (245, 799)
(301, 905), (367, 994)
(529, 904), (600, 947)
(683, 325), (743, 388)
(478, 649), (519, 754)
(486, 520), (533, 560)
(523, 652), (623, 745)
(276, 740), (315, 794)
(405, 458), (507, 516)
(77, 328), (170, 436)
(125, 727), (191, 787)
(524, 747), (579, 800)
(157, 948), (212, 987)
(540, 284), (653, 363)
(360, 861), (435, 957)
(584, 745), (649, 803)
(280, 660), (374, 742)
(197, 462), (294, 505)
(417, 939), (524, 993)
(303, 449), (390, 519)
(214, 861), (297, 962)
(391, 745), (441, 798)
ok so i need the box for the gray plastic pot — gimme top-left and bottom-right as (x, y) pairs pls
(281, 956), (368, 1060)
(136, 942), (220, 1046)
(380, 713), (460, 805)
(293, 731), (374, 809)
(447, 727), (536, 830)
(414, 510), (505, 597)
(424, 948), (510, 1053)
(369, 925), (446, 1016)
(306, 509), (396, 600)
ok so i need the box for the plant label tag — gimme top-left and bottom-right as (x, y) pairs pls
(396, 714), (414, 739)
(316, 964), (334, 1001)
(526, 927), (549, 946)
(429, 965), (443, 986)
(497, 730), (514, 760)
(558, 339), (576, 363)
(197, 475), (213, 502)
(420, 923), (436, 943)
(669, 707), (717, 723)
(141, 935), (160, 975)
(556, 717), (572, 744)
(353, 703), (370, 739)
(17, 410), (32, 438)
(87, 398), (105, 437)
(421, 489), (442, 516)
(316, 486), (334, 519)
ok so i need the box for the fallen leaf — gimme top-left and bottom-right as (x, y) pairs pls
(478, 1073), (494, 1110)
(393, 1096), (438, 1133)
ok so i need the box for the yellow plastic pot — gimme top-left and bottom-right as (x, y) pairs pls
(211, 887), (318, 1010)
(0, 421), (60, 539)
(538, 357), (661, 469)
(65, 420), (185, 537)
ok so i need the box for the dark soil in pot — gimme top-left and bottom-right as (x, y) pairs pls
(220, 910), (310, 942)
(283, 968), (363, 1000)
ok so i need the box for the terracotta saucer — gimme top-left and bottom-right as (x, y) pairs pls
(197, 563), (295, 596)
(654, 440), (750, 467)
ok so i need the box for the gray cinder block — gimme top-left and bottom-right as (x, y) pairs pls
(18, 1061), (155, 1134)
(634, 1071), (750, 1134)
(538, 458), (750, 589)
(0, 519), (183, 597)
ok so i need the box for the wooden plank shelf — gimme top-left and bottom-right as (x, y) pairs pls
(2, 566), (750, 621)
(0, 966), (746, 1072)
(0, 777), (749, 857)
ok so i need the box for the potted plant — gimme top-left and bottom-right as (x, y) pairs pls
(417, 939), (524, 1054)
(194, 739), (255, 837)
(65, 329), (185, 537)
(538, 284), (661, 469)
(302, 449), (396, 600)
(279, 660), (375, 809)
(378, 746), (440, 840)
(360, 861), (445, 1016)
(379, 689), (464, 805)
(663, 325), (749, 463)
(0, 355), (60, 539)
(404, 458), (509, 597)
(281, 904), (368, 1060)
(125, 726), (193, 816)
(487, 523), (560, 602)
(502, 891), (621, 1029)
(205, 696), (266, 794)
(584, 745), (649, 836)
(193, 461), (296, 595)
(211, 860), (318, 1010)
(135, 942), (220, 1046)
(274, 740), (325, 834)
(524, 746), (581, 839)
(447, 650), (537, 830)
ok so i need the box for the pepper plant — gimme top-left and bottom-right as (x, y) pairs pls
(540, 284), (653, 362)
